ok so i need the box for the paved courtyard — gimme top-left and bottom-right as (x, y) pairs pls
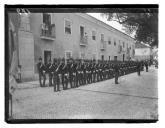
(12, 66), (158, 119)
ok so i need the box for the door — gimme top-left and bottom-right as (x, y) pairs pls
(123, 54), (125, 61)
(101, 55), (104, 61)
(44, 51), (51, 65)
(114, 56), (117, 61)
(109, 56), (111, 61)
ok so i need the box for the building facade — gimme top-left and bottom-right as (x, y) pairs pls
(134, 42), (152, 61)
(11, 13), (135, 81)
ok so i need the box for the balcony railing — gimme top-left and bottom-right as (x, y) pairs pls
(40, 23), (55, 40)
(100, 40), (106, 50)
(80, 36), (88, 46)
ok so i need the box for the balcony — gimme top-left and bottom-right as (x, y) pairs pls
(100, 40), (106, 50)
(40, 23), (55, 40)
(80, 36), (88, 46)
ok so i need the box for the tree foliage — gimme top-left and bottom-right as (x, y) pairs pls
(101, 9), (158, 47)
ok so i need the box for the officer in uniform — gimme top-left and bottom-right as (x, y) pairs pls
(37, 57), (46, 87)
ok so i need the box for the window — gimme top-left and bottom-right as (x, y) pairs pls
(92, 31), (96, 40)
(101, 34), (104, 41)
(123, 42), (125, 48)
(109, 56), (111, 60)
(44, 51), (51, 65)
(65, 20), (71, 34)
(93, 54), (96, 60)
(43, 13), (51, 25)
(65, 51), (72, 60)
(101, 55), (104, 61)
(80, 26), (85, 37)
(108, 37), (111, 45)
(80, 53), (85, 60)
(114, 39), (116, 46)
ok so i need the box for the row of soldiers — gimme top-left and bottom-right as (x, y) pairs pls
(37, 57), (143, 92)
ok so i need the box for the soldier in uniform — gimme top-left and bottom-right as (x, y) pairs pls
(145, 60), (149, 72)
(114, 63), (119, 84)
(75, 60), (79, 87)
(72, 59), (77, 88)
(52, 58), (59, 92)
(137, 61), (141, 76)
(62, 59), (69, 90)
(86, 61), (90, 84)
(96, 61), (100, 82)
(68, 59), (74, 88)
(47, 59), (53, 87)
(37, 57), (46, 87)
(92, 60), (96, 83)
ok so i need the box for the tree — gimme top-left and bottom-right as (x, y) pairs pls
(101, 9), (158, 47)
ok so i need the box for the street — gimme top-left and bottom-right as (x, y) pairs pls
(12, 66), (158, 119)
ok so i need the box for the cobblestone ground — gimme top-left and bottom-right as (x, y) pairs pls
(12, 66), (158, 119)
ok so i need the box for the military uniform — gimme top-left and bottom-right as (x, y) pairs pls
(37, 58), (46, 87)
(47, 60), (53, 87)
(68, 60), (74, 88)
(137, 61), (141, 76)
(52, 60), (60, 92)
(114, 63), (119, 84)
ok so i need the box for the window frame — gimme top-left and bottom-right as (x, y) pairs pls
(101, 33), (104, 42)
(64, 18), (72, 35)
(114, 38), (116, 46)
(92, 30), (96, 41)
(65, 50), (72, 60)
(108, 37), (111, 45)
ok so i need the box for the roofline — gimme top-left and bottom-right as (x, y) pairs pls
(84, 13), (135, 40)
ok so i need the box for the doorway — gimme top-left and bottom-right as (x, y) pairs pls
(123, 54), (125, 61)
(44, 50), (51, 65)
(101, 55), (104, 61)
(114, 56), (117, 61)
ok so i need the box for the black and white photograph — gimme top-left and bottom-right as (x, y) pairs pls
(5, 5), (158, 123)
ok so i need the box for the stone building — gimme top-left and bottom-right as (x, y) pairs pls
(134, 42), (152, 61)
(9, 13), (135, 81)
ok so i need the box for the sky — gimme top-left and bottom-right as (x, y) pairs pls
(87, 13), (135, 38)
(87, 13), (124, 32)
